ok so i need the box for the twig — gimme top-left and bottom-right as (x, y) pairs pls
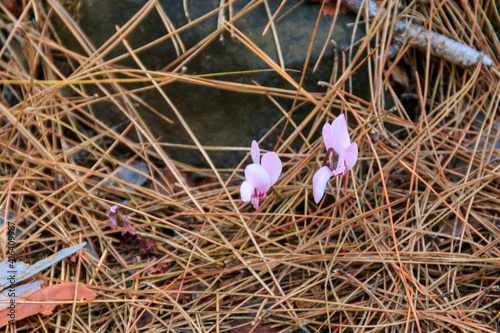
(341, 0), (494, 66)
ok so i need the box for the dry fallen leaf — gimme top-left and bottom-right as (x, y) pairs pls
(0, 280), (43, 311)
(323, 1), (340, 15)
(305, 0), (341, 16)
(220, 271), (245, 288)
(0, 282), (97, 327)
(138, 237), (157, 254)
(145, 262), (171, 276)
(388, 64), (410, 90)
(3, 2), (22, 18)
(136, 310), (154, 328)
(155, 168), (195, 194)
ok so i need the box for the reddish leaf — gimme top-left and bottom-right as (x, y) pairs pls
(323, 1), (340, 15)
(138, 238), (157, 254)
(3, 2), (22, 18)
(146, 263), (171, 276)
(66, 252), (80, 263)
(155, 168), (194, 194)
(136, 310), (154, 328)
(0, 282), (96, 327)
(306, 0), (341, 16)
(220, 272), (245, 288)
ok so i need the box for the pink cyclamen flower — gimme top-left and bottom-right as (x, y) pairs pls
(240, 140), (282, 209)
(106, 205), (136, 236)
(313, 114), (358, 204)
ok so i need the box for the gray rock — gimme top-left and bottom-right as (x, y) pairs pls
(56, 0), (369, 167)
(117, 161), (150, 189)
(104, 161), (150, 190)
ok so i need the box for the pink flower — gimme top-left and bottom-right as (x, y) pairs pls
(313, 114), (358, 204)
(240, 140), (282, 209)
(106, 205), (136, 236)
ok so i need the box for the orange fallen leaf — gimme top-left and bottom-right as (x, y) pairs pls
(323, 1), (341, 15)
(146, 262), (171, 276)
(307, 0), (342, 16)
(0, 282), (96, 327)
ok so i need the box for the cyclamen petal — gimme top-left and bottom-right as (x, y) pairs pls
(322, 123), (335, 150)
(333, 164), (346, 176)
(344, 142), (358, 170)
(244, 164), (271, 195)
(122, 216), (136, 236)
(251, 140), (260, 164)
(330, 114), (351, 150)
(261, 152), (282, 186)
(251, 196), (260, 209)
(107, 205), (118, 227)
(240, 181), (253, 202)
(313, 166), (335, 204)
(333, 150), (346, 176)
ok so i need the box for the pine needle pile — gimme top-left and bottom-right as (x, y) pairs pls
(0, 0), (499, 332)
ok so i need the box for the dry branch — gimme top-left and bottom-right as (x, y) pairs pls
(342, 0), (494, 66)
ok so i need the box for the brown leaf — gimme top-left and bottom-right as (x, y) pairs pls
(323, 1), (340, 15)
(3, 2), (22, 18)
(138, 238), (157, 254)
(156, 168), (195, 195)
(306, 0), (341, 16)
(146, 263), (171, 276)
(0, 282), (97, 327)
(193, 177), (219, 191)
(389, 64), (410, 89)
(66, 252), (81, 263)
(220, 271), (245, 288)
(136, 310), (154, 328)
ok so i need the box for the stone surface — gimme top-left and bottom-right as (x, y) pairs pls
(56, 0), (368, 167)
(117, 161), (150, 190)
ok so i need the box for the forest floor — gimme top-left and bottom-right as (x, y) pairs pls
(0, 1), (499, 332)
